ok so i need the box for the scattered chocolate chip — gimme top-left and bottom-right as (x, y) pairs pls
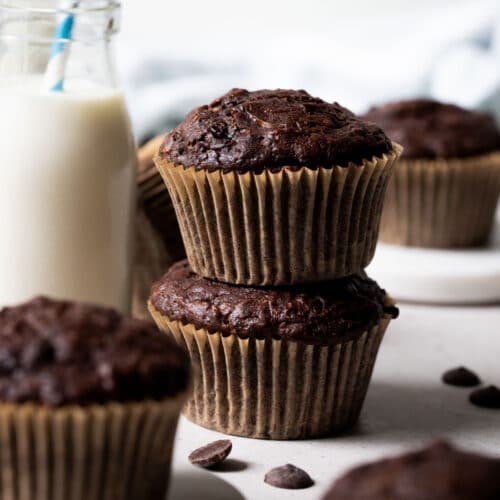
(264, 464), (314, 489)
(469, 386), (500, 409)
(442, 366), (481, 387)
(188, 440), (232, 468)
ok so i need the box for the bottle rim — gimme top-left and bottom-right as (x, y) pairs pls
(0, 1), (120, 15)
(0, 1), (121, 42)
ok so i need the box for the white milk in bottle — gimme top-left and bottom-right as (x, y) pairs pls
(0, 2), (136, 311)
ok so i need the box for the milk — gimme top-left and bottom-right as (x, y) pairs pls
(0, 77), (136, 311)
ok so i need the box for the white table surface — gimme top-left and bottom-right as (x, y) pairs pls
(167, 301), (500, 500)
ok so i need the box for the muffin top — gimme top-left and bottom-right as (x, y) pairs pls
(363, 98), (500, 159)
(149, 260), (397, 345)
(323, 441), (500, 500)
(159, 88), (393, 173)
(0, 296), (190, 407)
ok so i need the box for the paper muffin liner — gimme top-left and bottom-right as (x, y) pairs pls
(133, 207), (175, 319)
(133, 137), (185, 319)
(380, 151), (500, 247)
(154, 144), (402, 285)
(137, 136), (185, 260)
(0, 394), (186, 500)
(149, 303), (393, 440)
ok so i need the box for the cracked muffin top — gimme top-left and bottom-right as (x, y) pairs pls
(323, 441), (500, 500)
(149, 260), (398, 345)
(159, 88), (393, 173)
(364, 98), (500, 159)
(0, 296), (190, 406)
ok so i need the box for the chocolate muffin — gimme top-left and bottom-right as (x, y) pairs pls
(0, 296), (190, 500)
(155, 89), (402, 285)
(323, 441), (500, 500)
(134, 135), (185, 320)
(364, 99), (500, 160)
(148, 260), (398, 439)
(138, 134), (184, 260)
(364, 99), (500, 247)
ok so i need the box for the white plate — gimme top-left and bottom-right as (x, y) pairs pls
(368, 214), (500, 304)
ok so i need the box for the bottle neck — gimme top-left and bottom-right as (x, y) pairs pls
(0, 1), (121, 88)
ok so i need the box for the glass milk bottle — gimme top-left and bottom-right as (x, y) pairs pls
(0, 1), (136, 312)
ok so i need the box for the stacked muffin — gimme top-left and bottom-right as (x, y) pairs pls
(133, 136), (186, 320)
(149, 89), (402, 439)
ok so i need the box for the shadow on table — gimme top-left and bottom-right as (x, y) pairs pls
(168, 469), (245, 500)
(343, 381), (499, 444)
(210, 459), (249, 473)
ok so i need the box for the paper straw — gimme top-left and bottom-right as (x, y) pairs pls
(43, 1), (79, 92)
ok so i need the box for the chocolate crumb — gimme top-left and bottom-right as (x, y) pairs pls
(264, 464), (314, 489)
(469, 385), (500, 409)
(442, 366), (481, 387)
(188, 440), (232, 468)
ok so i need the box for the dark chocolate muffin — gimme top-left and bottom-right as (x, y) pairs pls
(134, 134), (185, 320)
(149, 260), (397, 346)
(154, 89), (402, 285)
(323, 441), (500, 500)
(0, 296), (189, 406)
(363, 98), (500, 160)
(0, 296), (191, 500)
(160, 88), (392, 173)
(148, 260), (397, 439)
(137, 134), (184, 259)
(363, 99), (500, 247)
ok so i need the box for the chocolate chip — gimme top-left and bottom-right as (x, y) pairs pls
(208, 121), (227, 138)
(442, 366), (481, 387)
(188, 440), (232, 468)
(469, 385), (500, 409)
(264, 464), (314, 489)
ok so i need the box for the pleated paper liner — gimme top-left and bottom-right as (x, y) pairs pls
(138, 135), (165, 184)
(133, 137), (185, 319)
(137, 135), (184, 257)
(138, 136), (170, 216)
(154, 144), (402, 286)
(0, 394), (187, 500)
(149, 302), (394, 440)
(133, 208), (174, 319)
(380, 151), (500, 247)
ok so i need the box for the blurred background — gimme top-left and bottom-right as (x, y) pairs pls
(118, 0), (500, 143)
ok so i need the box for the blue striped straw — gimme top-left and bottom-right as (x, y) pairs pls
(43, 2), (79, 92)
